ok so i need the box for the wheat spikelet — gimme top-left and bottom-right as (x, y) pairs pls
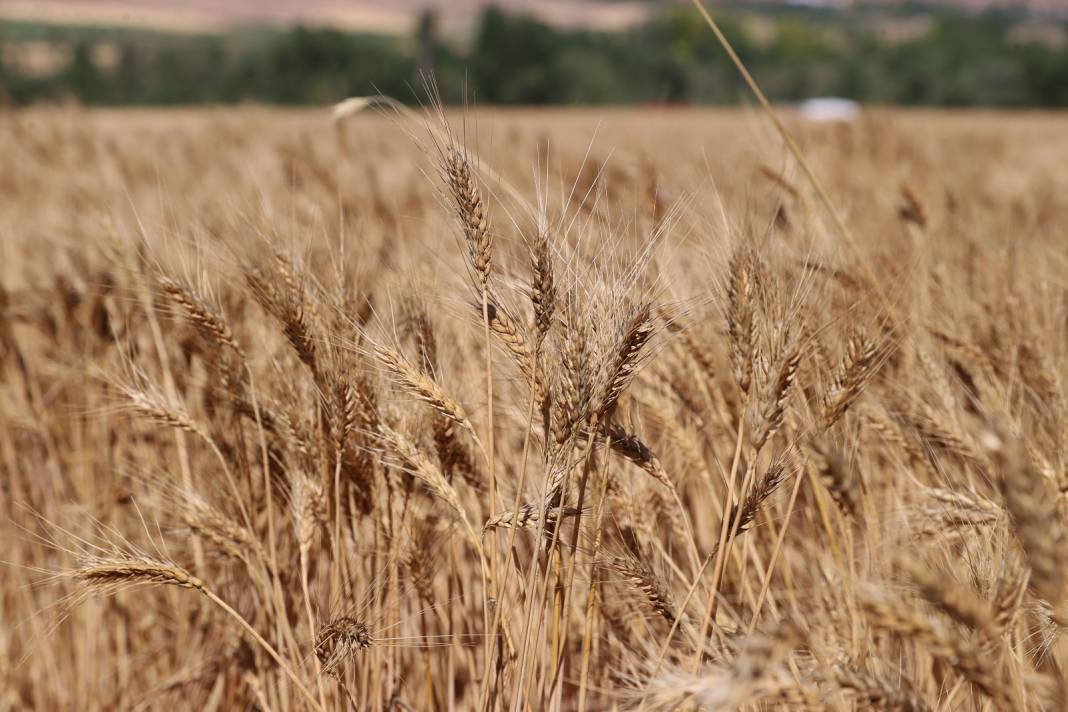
(808, 440), (858, 518)
(899, 183), (928, 229)
(245, 265), (318, 371)
(822, 329), (882, 429)
(158, 275), (245, 359)
(749, 328), (801, 451)
(405, 525), (440, 604)
(725, 458), (789, 535)
(603, 551), (679, 625)
(181, 493), (263, 565)
(551, 323), (592, 447)
(315, 616), (373, 678)
(483, 502), (580, 534)
(829, 664), (932, 712)
(433, 415), (482, 490)
(374, 343), (473, 434)
(909, 405), (991, 475)
(486, 297), (542, 398)
(661, 310), (717, 383)
(443, 145), (492, 293)
(530, 227), (556, 349)
(726, 244), (758, 396)
(329, 372), (359, 449)
(292, 472), (326, 557)
(897, 555), (998, 639)
(604, 422), (672, 489)
(598, 301), (655, 418)
(75, 554), (205, 592)
(996, 437), (1067, 608)
(378, 423), (480, 551)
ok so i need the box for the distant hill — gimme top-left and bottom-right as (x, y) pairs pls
(0, 0), (1063, 35)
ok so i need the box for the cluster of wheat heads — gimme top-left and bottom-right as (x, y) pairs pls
(3, 106), (1068, 711)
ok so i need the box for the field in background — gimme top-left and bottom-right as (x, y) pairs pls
(3, 106), (1068, 710)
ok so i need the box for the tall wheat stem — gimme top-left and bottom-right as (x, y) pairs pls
(691, 416), (747, 670)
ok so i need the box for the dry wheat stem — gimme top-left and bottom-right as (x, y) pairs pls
(75, 555), (323, 711)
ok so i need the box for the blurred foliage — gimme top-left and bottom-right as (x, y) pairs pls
(1, 4), (1066, 107)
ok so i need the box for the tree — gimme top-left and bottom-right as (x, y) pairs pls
(64, 42), (107, 103)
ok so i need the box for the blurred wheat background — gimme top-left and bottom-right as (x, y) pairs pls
(2, 102), (1068, 711)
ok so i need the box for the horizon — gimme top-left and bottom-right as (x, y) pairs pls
(2, 0), (1065, 36)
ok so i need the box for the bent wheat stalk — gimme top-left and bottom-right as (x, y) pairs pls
(74, 554), (324, 712)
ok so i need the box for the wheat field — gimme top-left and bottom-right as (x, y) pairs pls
(2, 105), (1068, 711)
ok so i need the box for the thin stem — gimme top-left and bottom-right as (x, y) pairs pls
(550, 427), (603, 698)
(300, 550), (329, 709)
(747, 458), (806, 634)
(331, 449), (343, 606)
(577, 432), (612, 712)
(201, 588), (324, 712)
(245, 366), (298, 670)
(481, 287), (498, 679)
(479, 384), (539, 711)
(691, 417), (746, 671)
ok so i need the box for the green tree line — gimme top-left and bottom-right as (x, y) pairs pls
(1, 4), (1066, 107)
